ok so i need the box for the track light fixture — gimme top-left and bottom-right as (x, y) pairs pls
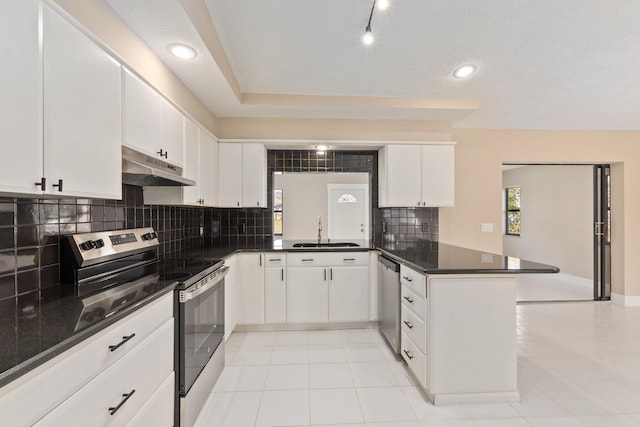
(362, 0), (390, 46)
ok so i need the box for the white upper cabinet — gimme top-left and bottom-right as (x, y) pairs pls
(0, 1), (121, 199)
(242, 143), (268, 208)
(379, 144), (455, 207)
(218, 143), (242, 207)
(42, 3), (121, 199)
(143, 119), (217, 207)
(218, 143), (267, 208)
(0, 0), (42, 195)
(123, 68), (183, 168)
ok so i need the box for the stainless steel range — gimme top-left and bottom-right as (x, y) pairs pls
(163, 259), (228, 427)
(61, 227), (163, 332)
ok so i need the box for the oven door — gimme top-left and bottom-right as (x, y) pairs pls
(177, 267), (227, 396)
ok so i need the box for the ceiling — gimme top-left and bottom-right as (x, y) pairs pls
(105, 0), (640, 130)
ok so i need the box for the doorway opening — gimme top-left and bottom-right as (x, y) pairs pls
(502, 164), (611, 302)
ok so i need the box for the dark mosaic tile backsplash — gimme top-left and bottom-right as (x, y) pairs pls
(0, 149), (439, 303)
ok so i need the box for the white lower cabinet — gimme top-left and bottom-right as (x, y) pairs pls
(0, 294), (174, 426)
(127, 373), (174, 427)
(235, 253), (265, 325)
(329, 266), (369, 322)
(36, 319), (173, 427)
(264, 255), (287, 324)
(399, 265), (519, 405)
(286, 266), (328, 323)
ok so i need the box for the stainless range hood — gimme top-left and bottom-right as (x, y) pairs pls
(122, 146), (195, 187)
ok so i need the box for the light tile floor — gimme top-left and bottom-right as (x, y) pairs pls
(195, 302), (640, 426)
(517, 273), (593, 302)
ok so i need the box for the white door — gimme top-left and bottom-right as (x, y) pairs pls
(265, 267), (286, 324)
(286, 267), (328, 323)
(218, 143), (243, 207)
(329, 266), (370, 322)
(327, 184), (369, 241)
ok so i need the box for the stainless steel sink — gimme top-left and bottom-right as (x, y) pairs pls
(292, 242), (360, 248)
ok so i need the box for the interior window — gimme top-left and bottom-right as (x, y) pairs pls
(273, 189), (283, 236)
(505, 186), (521, 236)
(337, 193), (357, 203)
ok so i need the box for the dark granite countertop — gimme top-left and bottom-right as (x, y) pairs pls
(0, 238), (556, 389)
(377, 240), (559, 274)
(0, 281), (175, 388)
(182, 238), (558, 274)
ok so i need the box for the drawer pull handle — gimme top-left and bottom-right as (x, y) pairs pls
(402, 276), (413, 282)
(403, 320), (414, 329)
(343, 258), (356, 261)
(109, 333), (136, 352)
(108, 389), (135, 416)
(269, 258), (281, 261)
(302, 258), (314, 262)
(403, 349), (414, 360)
(403, 296), (414, 304)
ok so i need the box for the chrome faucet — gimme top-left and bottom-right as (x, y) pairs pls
(317, 216), (322, 244)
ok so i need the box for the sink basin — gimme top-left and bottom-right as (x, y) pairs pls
(292, 242), (360, 248)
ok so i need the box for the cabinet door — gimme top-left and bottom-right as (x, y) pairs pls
(379, 145), (421, 207)
(158, 97), (184, 167)
(235, 253), (265, 325)
(0, 0), (42, 195)
(199, 131), (216, 206)
(286, 267), (328, 323)
(123, 68), (159, 157)
(420, 145), (455, 207)
(265, 267), (286, 324)
(329, 266), (370, 322)
(218, 143), (243, 207)
(181, 118), (200, 205)
(242, 144), (267, 208)
(42, 5), (121, 199)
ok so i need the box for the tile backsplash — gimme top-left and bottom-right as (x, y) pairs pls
(0, 184), (204, 302)
(0, 148), (439, 303)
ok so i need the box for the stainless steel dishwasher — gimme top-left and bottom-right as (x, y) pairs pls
(378, 254), (401, 354)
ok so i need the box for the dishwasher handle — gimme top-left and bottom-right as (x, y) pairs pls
(378, 254), (400, 272)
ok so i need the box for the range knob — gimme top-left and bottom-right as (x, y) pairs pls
(79, 239), (104, 251)
(141, 232), (158, 241)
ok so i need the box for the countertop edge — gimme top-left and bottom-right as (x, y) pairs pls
(0, 284), (175, 389)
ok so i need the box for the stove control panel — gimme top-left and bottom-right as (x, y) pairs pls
(68, 227), (159, 267)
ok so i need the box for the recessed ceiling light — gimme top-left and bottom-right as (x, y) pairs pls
(167, 43), (197, 60)
(453, 64), (477, 78)
(362, 29), (374, 46)
(376, 0), (390, 11)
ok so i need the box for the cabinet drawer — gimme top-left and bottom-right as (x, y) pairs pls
(287, 252), (368, 267)
(400, 265), (426, 298)
(401, 305), (427, 354)
(401, 284), (426, 321)
(127, 372), (174, 427)
(264, 253), (286, 267)
(36, 319), (174, 427)
(401, 330), (427, 389)
(0, 294), (173, 426)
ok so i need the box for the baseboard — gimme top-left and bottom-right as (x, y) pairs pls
(432, 391), (521, 405)
(611, 293), (640, 307)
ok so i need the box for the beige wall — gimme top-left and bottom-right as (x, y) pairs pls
(502, 165), (593, 279)
(442, 129), (639, 297)
(53, 0), (218, 135)
(274, 173), (369, 240)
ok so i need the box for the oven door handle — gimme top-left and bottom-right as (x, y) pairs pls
(179, 266), (229, 302)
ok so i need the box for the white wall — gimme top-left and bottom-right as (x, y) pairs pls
(274, 172), (369, 240)
(502, 165), (593, 280)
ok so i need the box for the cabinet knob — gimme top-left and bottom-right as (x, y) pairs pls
(237, 201), (240, 207)
(257, 201), (259, 206)
(52, 179), (63, 192)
